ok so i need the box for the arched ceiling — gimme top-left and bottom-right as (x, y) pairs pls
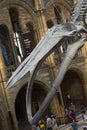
(25, 0), (50, 10)
(22, 0), (73, 11)
(0, 0), (73, 12)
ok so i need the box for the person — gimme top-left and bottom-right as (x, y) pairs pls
(65, 107), (69, 123)
(32, 124), (40, 130)
(46, 115), (52, 130)
(51, 112), (56, 119)
(39, 119), (45, 130)
(69, 103), (75, 112)
(51, 116), (58, 130)
(36, 124), (40, 130)
(32, 125), (36, 130)
(68, 110), (78, 130)
(83, 113), (87, 123)
(81, 105), (86, 121)
(71, 121), (78, 130)
(65, 95), (72, 109)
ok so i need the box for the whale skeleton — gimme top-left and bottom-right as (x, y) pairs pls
(6, 23), (87, 89)
(27, 37), (86, 125)
(70, 0), (87, 23)
(6, 0), (87, 125)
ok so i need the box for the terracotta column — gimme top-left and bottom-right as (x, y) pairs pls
(35, 0), (47, 39)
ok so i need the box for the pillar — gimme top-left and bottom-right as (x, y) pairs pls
(34, 0), (47, 39)
(0, 42), (7, 83)
(0, 41), (11, 130)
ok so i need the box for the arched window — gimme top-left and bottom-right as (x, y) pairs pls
(0, 25), (14, 66)
(9, 7), (24, 63)
(54, 6), (61, 24)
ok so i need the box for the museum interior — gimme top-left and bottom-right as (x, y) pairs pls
(0, 0), (87, 130)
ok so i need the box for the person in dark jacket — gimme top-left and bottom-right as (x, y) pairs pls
(68, 110), (78, 130)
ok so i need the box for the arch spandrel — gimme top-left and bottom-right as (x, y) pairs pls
(45, 0), (71, 24)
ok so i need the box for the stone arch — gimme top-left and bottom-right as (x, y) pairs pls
(34, 80), (50, 92)
(7, 4), (38, 60)
(68, 67), (86, 88)
(0, 1), (37, 23)
(14, 80), (51, 130)
(46, 0), (71, 10)
(15, 83), (29, 130)
(46, 0), (71, 23)
(61, 67), (86, 111)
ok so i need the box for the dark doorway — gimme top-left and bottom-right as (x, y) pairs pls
(15, 85), (29, 130)
(61, 70), (85, 114)
(15, 82), (50, 130)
